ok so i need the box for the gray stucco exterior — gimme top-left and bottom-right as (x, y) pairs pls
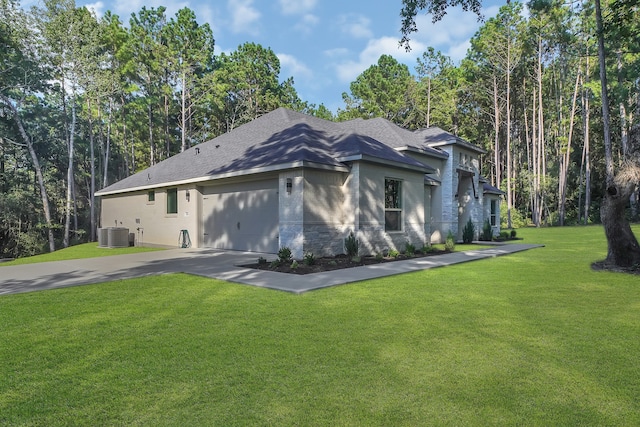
(97, 108), (503, 258)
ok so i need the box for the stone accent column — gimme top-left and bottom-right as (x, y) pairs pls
(279, 171), (304, 259)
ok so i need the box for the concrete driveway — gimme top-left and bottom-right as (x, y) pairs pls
(0, 244), (543, 296)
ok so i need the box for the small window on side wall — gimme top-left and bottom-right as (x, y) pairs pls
(490, 199), (497, 226)
(385, 178), (402, 232)
(167, 188), (178, 214)
(148, 190), (155, 202)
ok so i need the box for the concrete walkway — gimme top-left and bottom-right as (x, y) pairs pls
(0, 243), (543, 296)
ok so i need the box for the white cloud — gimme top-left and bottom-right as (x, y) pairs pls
(279, 0), (317, 15)
(294, 14), (319, 34)
(324, 48), (349, 58)
(84, 1), (104, 18)
(334, 36), (426, 83)
(338, 14), (373, 39)
(410, 4), (501, 63)
(228, 0), (261, 35)
(277, 53), (312, 79)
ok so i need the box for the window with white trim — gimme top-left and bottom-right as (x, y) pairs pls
(490, 199), (498, 226)
(385, 178), (402, 231)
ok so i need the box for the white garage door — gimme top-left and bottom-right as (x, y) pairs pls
(202, 179), (279, 253)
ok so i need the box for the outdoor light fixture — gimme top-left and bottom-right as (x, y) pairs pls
(185, 189), (190, 202)
(286, 178), (292, 194)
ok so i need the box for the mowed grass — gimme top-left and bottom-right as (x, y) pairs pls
(1, 225), (639, 426)
(0, 243), (164, 266)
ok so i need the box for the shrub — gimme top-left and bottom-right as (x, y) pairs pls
(462, 218), (475, 244)
(278, 247), (292, 263)
(445, 230), (456, 251)
(303, 252), (315, 266)
(258, 256), (267, 265)
(344, 231), (359, 257)
(351, 256), (361, 263)
(290, 260), (299, 270)
(375, 252), (384, 261)
(421, 244), (435, 253)
(499, 231), (510, 240)
(269, 260), (280, 269)
(405, 242), (416, 256)
(388, 249), (400, 258)
(481, 220), (493, 241)
(510, 229), (517, 239)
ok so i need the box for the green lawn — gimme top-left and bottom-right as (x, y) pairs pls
(0, 243), (164, 266)
(1, 225), (639, 425)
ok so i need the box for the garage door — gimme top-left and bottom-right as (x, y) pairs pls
(202, 179), (279, 253)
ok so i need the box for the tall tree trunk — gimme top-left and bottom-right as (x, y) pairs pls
(493, 73), (501, 189)
(63, 93), (76, 248)
(531, 81), (539, 225)
(617, 51), (628, 157)
(595, 0), (640, 268)
(506, 48), (512, 229)
(148, 100), (155, 166)
(181, 71), (188, 152)
(88, 97), (96, 242)
(559, 69), (581, 226)
(426, 76), (431, 128)
(103, 98), (112, 188)
(1, 95), (56, 252)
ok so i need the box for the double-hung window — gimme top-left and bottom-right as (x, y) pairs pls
(490, 199), (497, 226)
(385, 178), (402, 231)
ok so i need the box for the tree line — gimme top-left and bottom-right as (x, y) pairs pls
(0, 0), (323, 257)
(1, 0), (639, 261)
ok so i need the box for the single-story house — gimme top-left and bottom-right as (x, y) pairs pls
(96, 108), (503, 258)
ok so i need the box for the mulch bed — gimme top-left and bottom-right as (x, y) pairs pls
(591, 260), (640, 275)
(242, 249), (450, 275)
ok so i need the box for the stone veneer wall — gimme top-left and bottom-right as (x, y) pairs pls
(301, 169), (348, 257)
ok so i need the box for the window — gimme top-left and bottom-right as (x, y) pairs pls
(147, 190), (155, 202)
(167, 188), (178, 214)
(385, 179), (402, 231)
(490, 199), (498, 226)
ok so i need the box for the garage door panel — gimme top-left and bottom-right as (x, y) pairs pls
(202, 180), (279, 253)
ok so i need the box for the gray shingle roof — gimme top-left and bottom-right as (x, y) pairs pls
(96, 108), (449, 196)
(415, 127), (486, 154)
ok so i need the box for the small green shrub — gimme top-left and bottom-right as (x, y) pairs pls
(303, 252), (315, 266)
(328, 260), (337, 266)
(481, 220), (493, 241)
(422, 245), (437, 253)
(510, 229), (517, 239)
(290, 260), (299, 270)
(351, 256), (361, 263)
(388, 249), (400, 259)
(375, 252), (384, 260)
(344, 231), (359, 257)
(405, 242), (416, 256)
(445, 230), (456, 251)
(278, 247), (292, 263)
(498, 231), (510, 240)
(258, 256), (267, 265)
(462, 218), (475, 244)
(269, 260), (280, 269)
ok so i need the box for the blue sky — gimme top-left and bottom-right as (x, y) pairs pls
(74, 0), (504, 113)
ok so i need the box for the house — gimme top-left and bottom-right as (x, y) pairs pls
(96, 108), (503, 258)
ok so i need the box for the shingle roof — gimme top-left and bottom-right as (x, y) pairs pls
(96, 108), (447, 196)
(415, 127), (486, 154)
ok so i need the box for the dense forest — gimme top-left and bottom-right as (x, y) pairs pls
(1, 0), (639, 259)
